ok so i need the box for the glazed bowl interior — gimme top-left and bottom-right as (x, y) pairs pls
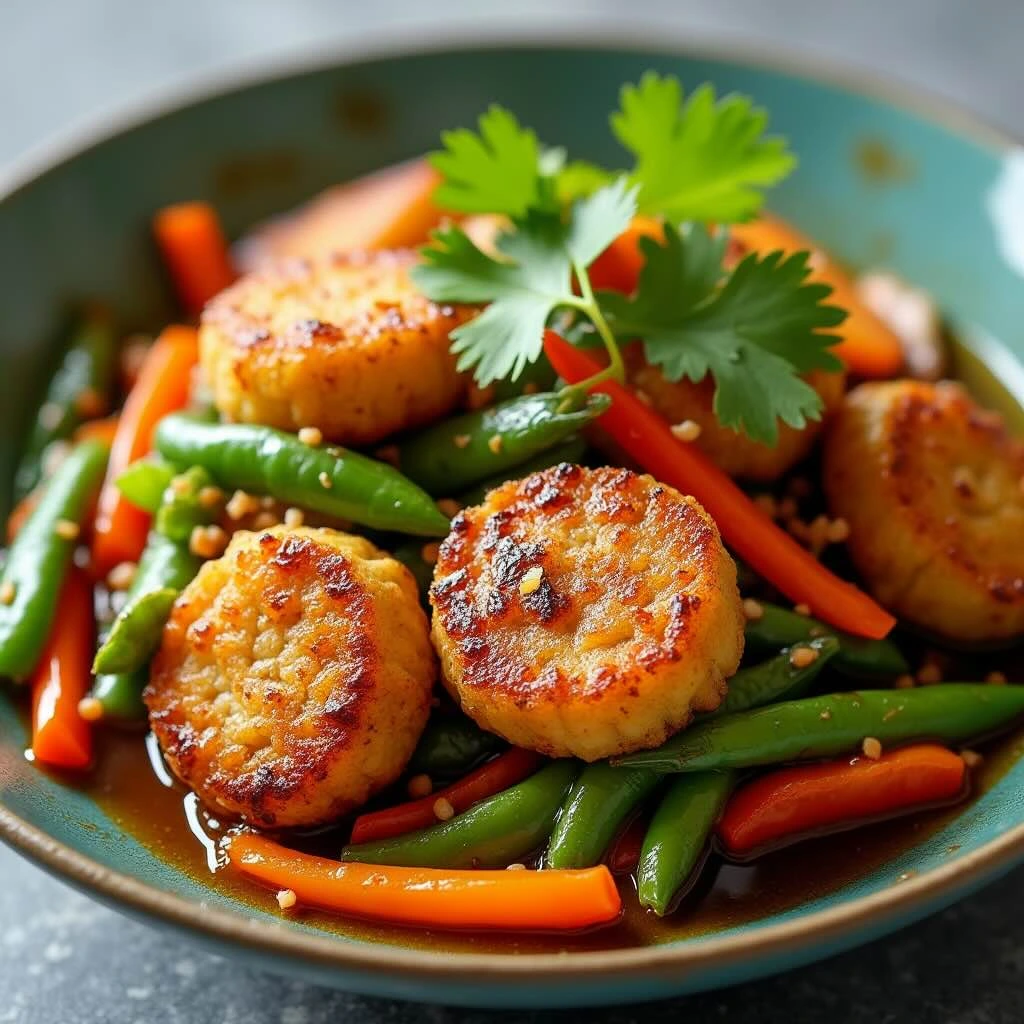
(1, 35), (1023, 1009)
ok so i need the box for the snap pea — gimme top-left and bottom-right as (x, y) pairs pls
(615, 684), (1024, 774)
(155, 414), (449, 537)
(637, 772), (734, 915)
(90, 670), (147, 721)
(456, 435), (589, 507)
(154, 466), (219, 543)
(746, 602), (908, 677)
(546, 637), (839, 870)
(0, 439), (109, 679)
(91, 469), (217, 683)
(341, 760), (576, 868)
(396, 390), (610, 496)
(406, 717), (504, 778)
(115, 458), (177, 513)
(92, 588), (178, 676)
(14, 308), (117, 499)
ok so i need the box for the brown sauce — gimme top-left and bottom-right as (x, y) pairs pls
(67, 716), (1024, 955)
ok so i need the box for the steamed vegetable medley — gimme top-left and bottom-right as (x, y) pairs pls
(7, 74), (1024, 935)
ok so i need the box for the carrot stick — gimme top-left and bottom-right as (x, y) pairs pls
(718, 744), (967, 856)
(350, 747), (541, 844)
(544, 332), (896, 639)
(227, 832), (622, 931)
(30, 567), (95, 769)
(153, 202), (236, 315)
(91, 326), (198, 577)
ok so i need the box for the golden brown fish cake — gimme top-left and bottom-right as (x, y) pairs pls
(628, 354), (845, 482)
(823, 380), (1024, 643)
(145, 526), (435, 827)
(199, 249), (478, 445)
(429, 465), (745, 761)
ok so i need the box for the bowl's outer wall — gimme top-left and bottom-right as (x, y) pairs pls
(1, 44), (1023, 1007)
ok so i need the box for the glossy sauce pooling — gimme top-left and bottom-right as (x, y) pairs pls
(75, 719), (1024, 955)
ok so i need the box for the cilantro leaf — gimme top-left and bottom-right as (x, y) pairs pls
(555, 160), (614, 203)
(611, 73), (796, 223)
(429, 106), (545, 217)
(601, 223), (845, 444)
(412, 181), (637, 386)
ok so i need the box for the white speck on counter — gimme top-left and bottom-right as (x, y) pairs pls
(43, 940), (72, 962)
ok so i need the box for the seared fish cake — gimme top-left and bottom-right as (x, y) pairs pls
(200, 249), (478, 446)
(824, 380), (1024, 643)
(628, 356), (845, 482)
(430, 465), (744, 761)
(145, 526), (435, 827)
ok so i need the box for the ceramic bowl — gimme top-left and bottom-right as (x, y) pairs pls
(1, 28), (1023, 1009)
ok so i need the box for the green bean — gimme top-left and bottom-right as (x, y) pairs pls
(615, 684), (1024, 773)
(0, 439), (109, 679)
(341, 760), (576, 868)
(546, 764), (661, 869)
(406, 717), (504, 778)
(746, 602), (908, 677)
(155, 414), (449, 537)
(396, 391), (609, 495)
(637, 772), (734, 915)
(456, 435), (588, 507)
(15, 308), (116, 499)
(546, 637), (839, 869)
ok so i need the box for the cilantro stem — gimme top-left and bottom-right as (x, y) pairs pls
(566, 260), (625, 386)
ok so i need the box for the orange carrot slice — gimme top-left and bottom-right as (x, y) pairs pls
(228, 832), (622, 931)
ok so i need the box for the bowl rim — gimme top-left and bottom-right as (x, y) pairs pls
(2, 21), (1023, 987)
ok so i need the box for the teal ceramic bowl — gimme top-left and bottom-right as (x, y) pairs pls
(2, 29), (1023, 1010)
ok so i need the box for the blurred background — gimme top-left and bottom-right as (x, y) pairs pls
(2, 2), (1023, 1022)
(3, 0), (1022, 172)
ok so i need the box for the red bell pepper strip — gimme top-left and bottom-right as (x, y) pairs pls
(607, 815), (646, 875)
(30, 567), (95, 770)
(227, 832), (622, 931)
(350, 747), (541, 844)
(718, 743), (967, 856)
(543, 332), (896, 640)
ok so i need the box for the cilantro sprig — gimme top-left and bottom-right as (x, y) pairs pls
(412, 73), (846, 445)
(601, 224), (844, 444)
(415, 179), (634, 386)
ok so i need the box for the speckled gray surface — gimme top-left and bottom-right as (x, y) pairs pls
(3, 2), (1024, 1021)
